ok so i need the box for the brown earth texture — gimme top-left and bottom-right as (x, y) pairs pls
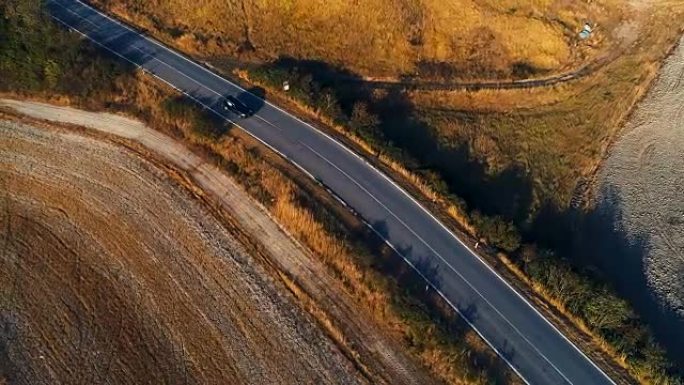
(0, 119), (367, 385)
(593, 36), (684, 364)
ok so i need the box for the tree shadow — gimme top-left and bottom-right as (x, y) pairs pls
(361, 220), (511, 383)
(375, 90), (535, 224)
(267, 56), (372, 115)
(262, 57), (535, 225)
(531, 184), (684, 370)
(368, 220), (442, 291)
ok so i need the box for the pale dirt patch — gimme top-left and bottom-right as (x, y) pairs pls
(597, 36), (684, 319)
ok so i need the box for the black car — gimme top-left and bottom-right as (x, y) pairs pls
(223, 95), (253, 118)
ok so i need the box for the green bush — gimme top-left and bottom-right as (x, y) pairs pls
(583, 291), (632, 331)
(0, 0), (128, 99)
(471, 211), (521, 252)
(522, 250), (680, 384)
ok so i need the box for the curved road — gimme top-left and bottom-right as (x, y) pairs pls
(46, 0), (616, 384)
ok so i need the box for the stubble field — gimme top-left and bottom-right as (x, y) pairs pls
(0, 120), (366, 385)
(595, 36), (684, 364)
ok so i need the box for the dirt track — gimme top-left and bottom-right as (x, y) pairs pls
(0, 99), (435, 385)
(0, 119), (368, 385)
(595, 36), (684, 354)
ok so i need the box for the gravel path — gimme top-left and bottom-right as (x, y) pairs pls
(596, 36), (684, 330)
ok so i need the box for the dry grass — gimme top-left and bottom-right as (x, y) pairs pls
(90, 0), (622, 79)
(389, 1), (684, 216)
(418, 0), (571, 70)
(57, 72), (516, 384)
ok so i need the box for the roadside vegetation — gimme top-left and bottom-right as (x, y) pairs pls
(0, 0), (130, 102)
(0, 1), (518, 384)
(75, 0), (684, 383)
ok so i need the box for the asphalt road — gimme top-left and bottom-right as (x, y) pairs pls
(46, 1), (617, 384)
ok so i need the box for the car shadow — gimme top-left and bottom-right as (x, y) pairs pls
(236, 87), (266, 116)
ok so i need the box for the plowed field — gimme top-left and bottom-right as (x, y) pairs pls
(0, 120), (366, 385)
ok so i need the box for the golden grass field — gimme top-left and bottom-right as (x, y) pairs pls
(410, 1), (684, 214)
(94, 0), (624, 79)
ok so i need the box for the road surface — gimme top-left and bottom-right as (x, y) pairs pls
(45, 1), (616, 384)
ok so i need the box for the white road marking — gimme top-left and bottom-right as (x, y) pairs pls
(49, 1), (617, 383)
(300, 142), (573, 384)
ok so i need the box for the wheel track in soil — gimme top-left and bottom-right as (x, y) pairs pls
(0, 101), (439, 385)
(0, 119), (370, 385)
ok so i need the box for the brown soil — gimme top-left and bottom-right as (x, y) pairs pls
(0, 99), (438, 385)
(0, 119), (367, 385)
(595, 36), (684, 363)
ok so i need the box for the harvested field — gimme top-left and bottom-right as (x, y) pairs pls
(594, 36), (684, 363)
(0, 119), (367, 385)
(0, 98), (438, 385)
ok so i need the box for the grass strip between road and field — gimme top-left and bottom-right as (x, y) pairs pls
(2, 1), (682, 384)
(232, 63), (680, 385)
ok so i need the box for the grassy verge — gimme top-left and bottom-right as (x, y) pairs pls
(4, 0), (682, 383)
(0, 2), (520, 384)
(236, 51), (683, 384)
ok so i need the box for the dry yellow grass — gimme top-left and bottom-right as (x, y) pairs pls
(418, 0), (569, 71)
(92, 0), (620, 78)
(413, 0), (684, 210)
(234, 68), (479, 238)
(95, 73), (517, 384)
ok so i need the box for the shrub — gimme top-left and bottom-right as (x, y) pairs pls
(471, 211), (521, 252)
(162, 97), (222, 139)
(350, 101), (379, 133)
(521, 249), (679, 383)
(582, 291), (632, 332)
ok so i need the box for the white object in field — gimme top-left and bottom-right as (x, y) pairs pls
(283, 81), (290, 91)
(579, 23), (593, 40)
